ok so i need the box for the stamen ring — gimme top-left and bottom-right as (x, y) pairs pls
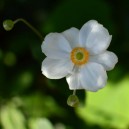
(70, 47), (89, 66)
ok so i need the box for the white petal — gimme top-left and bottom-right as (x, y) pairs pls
(41, 33), (71, 59)
(79, 20), (112, 55)
(66, 66), (83, 90)
(89, 51), (118, 71)
(80, 62), (107, 91)
(62, 27), (80, 48)
(41, 58), (73, 79)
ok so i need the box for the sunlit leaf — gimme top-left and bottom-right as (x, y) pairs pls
(77, 77), (129, 128)
(29, 118), (54, 129)
(0, 103), (26, 129)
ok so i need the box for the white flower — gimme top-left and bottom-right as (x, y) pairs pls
(41, 20), (118, 92)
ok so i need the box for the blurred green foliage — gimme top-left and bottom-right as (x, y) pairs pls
(0, 0), (129, 129)
(77, 77), (129, 129)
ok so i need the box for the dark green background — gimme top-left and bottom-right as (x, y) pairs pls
(0, 0), (129, 129)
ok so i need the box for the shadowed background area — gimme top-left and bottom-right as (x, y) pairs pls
(0, 0), (129, 129)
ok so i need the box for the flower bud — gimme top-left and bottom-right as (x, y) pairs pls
(3, 20), (14, 31)
(67, 94), (79, 107)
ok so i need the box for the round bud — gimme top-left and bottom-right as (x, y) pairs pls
(3, 20), (14, 31)
(67, 94), (79, 107)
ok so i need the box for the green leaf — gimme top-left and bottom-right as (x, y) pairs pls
(29, 118), (54, 129)
(22, 93), (65, 117)
(77, 76), (129, 128)
(0, 103), (26, 129)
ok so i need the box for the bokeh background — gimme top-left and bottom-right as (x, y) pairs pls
(0, 0), (129, 129)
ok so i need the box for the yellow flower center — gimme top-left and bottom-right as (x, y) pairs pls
(70, 47), (89, 66)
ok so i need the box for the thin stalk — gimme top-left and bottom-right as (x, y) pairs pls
(14, 18), (43, 41)
(73, 90), (76, 95)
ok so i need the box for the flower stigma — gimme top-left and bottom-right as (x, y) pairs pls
(70, 47), (89, 66)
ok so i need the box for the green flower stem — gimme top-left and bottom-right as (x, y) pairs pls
(73, 90), (76, 95)
(13, 18), (43, 41)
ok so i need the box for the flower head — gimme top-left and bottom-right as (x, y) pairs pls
(41, 20), (118, 92)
